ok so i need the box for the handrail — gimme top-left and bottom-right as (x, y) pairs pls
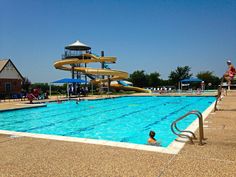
(214, 76), (224, 111)
(171, 110), (206, 145)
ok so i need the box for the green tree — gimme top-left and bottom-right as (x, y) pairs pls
(129, 70), (148, 87)
(159, 79), (171, 87)
(196, 71), (220, 89)
(30, 83), (49, 93)
(30, 83), (67, 94)
(148, 72), (161, 87)
(21, 77), (31, 92)
(169, 66), (192, 86)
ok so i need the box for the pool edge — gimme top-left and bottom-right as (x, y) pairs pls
(0, 100), (216, 155)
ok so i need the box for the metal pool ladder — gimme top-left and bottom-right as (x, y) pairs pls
(171, 110), (206, 145)
(214, 76), (225, 111)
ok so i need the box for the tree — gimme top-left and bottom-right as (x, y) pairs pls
(30, 83), (67, 94)
(159, 79), (171, 87)
(31, 83), (49, 93)
(21, 77), (31, 93)
(148, 72), (161, 87)
(169, 66), (192, 86)
(129, 70), (148, 87)
(196, 71), (220, 89)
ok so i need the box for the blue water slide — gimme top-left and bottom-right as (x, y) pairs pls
(85, 74), (95, 80)
(104, 63), (110, 69)
(117, 80), (129, 86)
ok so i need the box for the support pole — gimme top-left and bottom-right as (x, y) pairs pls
(49, 83), (51, 97)
(108, 77), (111, 93)
(101, 51), (105, 93)
(67, 83), (69, 100)
(85, 63), (87, 93)
(72, 66), (75, 95)
(101, 51), (105, 79)
(91, 82), (94, 95)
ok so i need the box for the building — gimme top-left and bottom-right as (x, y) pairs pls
(0, 59), (24, 97)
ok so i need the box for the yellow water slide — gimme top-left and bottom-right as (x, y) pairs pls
(54, 53), (151, 93)
(111, 84), (152, 93)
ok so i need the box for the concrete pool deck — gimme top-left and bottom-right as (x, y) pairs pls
(0, 91), (236, 176)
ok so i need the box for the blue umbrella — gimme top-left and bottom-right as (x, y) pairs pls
(52, 78), (87, 83)
(180, 77), (202, 83)
(179, 77), (203, 91)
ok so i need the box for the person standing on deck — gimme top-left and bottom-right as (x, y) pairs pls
(224, 60), (236, 90)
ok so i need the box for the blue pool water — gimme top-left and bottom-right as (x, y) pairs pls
(0, 96), (215, 147)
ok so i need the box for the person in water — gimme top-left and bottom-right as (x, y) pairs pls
(148, 131), (160, 146)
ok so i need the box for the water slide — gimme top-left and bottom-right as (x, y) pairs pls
(54, 53), (151, 93)
(111, 80), (151, 93)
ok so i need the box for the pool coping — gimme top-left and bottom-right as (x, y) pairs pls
(0, 100), (215, 154)
(0, 103), (47, 112)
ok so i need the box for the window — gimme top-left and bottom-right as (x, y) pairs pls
(5, 83), (11, 92)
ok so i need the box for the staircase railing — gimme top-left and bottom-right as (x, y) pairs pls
(171, 110), (206, 145)
(214, 76), (225, 111)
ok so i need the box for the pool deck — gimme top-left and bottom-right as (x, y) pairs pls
(0, 91), (236, 176)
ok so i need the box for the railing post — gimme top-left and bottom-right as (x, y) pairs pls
(198, 115), (204, 145)
(214, 76), (225, 111)
(191, 110), (206, 145)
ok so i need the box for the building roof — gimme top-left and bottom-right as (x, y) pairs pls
(0, 59), (24, 80)
(65, 40), (91, 51)
(0, 59), (8, 72)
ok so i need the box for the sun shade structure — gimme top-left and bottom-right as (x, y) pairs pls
(180, 77), (203, 83)
(52, 78), (87, 83)
(65, 40), (91, 51)
(179, 77), (203, 91)
(51, 78), (88, 99)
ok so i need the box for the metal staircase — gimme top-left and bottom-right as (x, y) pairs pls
(214, 76), (225, 111)
(171, 110), (206, 145)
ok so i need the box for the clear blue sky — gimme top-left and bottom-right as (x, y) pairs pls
(0, 0), (235, 83)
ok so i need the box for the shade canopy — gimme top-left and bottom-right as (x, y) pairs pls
(52, 78), (87, 83)
(180, 77), (203, 83)
(65, 40), (91, 51)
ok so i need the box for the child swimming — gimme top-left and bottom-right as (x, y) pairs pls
(148, 130), (161, 146)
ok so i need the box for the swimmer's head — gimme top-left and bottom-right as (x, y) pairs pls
(149, 131), (155, 138)
(227, 60), (232, 65)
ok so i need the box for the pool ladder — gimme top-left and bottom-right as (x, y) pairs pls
(214, 76), (226, 111)
(171, 110), (206, 145)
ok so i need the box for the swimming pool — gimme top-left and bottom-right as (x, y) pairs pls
(0, 96), (215, 148)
